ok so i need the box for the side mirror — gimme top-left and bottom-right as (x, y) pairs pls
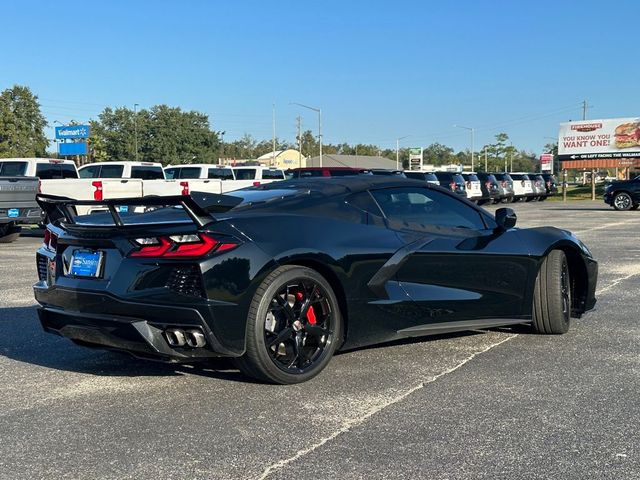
(495, 207), (517, 231)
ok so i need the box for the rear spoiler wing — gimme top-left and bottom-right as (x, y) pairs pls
(36, 191), (243, 228)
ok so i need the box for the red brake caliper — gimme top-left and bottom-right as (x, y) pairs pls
(296, 291), (317, 325)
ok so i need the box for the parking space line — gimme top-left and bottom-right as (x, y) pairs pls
(597, 271), (640, 296)
(255, 334), (517, 480)
(573, 219), (635, 235)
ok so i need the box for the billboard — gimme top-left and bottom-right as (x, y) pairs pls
(55, 125), (90, 139)
(540, 153), (553, 172)
(557, 118), (640, 161)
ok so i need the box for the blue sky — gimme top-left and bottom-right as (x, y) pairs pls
(2, 0), (639, 154)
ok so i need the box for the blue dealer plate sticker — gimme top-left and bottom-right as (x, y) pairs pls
(70, 250), (103, 278)
(7, 208), (19, 218)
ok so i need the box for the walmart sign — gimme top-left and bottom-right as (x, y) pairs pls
(55, 125), (90, 139)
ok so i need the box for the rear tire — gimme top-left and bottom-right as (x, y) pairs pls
(613, 192), (633, 211)
(235, 265), (342, 384)
(532, 250), (571, 334)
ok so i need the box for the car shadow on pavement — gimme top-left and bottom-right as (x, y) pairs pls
(0, 305), (252, 383)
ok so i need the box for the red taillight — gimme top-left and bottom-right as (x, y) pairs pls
(450, 181), (457, 191)
(43, 229), (57, 251)
(502, 181), (507, 188)
(486, 181), (492, 189)
(253, 181), (261, 187)
(129, 234), (238, 258)
(180, 181), (189, 196)
(92, 181), (103, 201)
(546, 181), (551, 187)
(466, 181), (471, 188)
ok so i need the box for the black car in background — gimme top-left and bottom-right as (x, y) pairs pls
(369, 169), (406, 177)
(433, 171), (467, 198)
(404, 171), (440, 185)
(493, 173), (515, 203)
(604, 175), (640, 210)
(540, 173), (559, 197)
(475, 172), (501, 205)
(35, 176), (597, 384)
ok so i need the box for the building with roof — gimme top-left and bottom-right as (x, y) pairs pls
(256, 149), (306, 169)
(306, 154), (398, 169)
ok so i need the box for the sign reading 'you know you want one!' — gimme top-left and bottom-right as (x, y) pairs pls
(557, 117), (640, 160)
(55, 125), (90, 139)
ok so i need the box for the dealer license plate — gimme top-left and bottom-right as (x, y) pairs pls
(7, 208), (19, 218)
(69, 250), (104, 278)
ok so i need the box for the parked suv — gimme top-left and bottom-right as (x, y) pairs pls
(509, 173), (536, 202)
(475, 172), (501, 205)
(404, 171), (440, 185)
(493, 173), (515, 203)
(604, 175), (640, 210)
(433, 172), (467, 198)
(461, 173), (483, 203)
(540, 173), (559, 198)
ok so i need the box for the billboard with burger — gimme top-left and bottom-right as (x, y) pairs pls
(558, 117), (640, 161)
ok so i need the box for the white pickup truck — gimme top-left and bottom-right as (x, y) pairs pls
(79, 161), (165, 180)
(165, 164), (286, 190)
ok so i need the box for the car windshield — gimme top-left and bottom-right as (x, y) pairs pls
(0, 161), (28, 176)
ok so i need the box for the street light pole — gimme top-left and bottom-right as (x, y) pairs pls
(454, 125), (474, 171)
(134, 103), (139, 161)
(290, 102), (322, 167)
(396, 135), (410, 170)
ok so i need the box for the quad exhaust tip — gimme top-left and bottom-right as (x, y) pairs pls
(164, 328), (206, 348)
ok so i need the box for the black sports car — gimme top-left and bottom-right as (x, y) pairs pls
(34, 177), (598, 384)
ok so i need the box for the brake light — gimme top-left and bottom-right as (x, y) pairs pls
(502, 181), (507, 188)
(253, 181), (261, 187)
(546, 181), (551, 187)
(466, 181), (471, 188)
(43, 229), (57, 251)
(486, 181), (492, 189)
(450, 181), (457, 191)
(129, 233), (238, 258)
(92, 181), (103, 201)
(180, 181), (189, 196)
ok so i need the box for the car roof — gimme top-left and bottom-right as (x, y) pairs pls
(164, 164), (226, 169)
(81, 161), (162, 167)
(254, 175), (429, 195)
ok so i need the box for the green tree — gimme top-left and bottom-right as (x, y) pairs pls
(90, 105), (220, 164)
(0, 85), (48, 157)
(424, 143), (455, 166)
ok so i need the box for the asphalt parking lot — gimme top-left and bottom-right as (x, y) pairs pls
(1, 200), (638, 480)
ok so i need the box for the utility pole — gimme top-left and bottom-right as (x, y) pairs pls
(396, 135), (410, 170)
(134, 103), (139, 161)
(582, 99), (597, 201)
(582, 100), (589, 120)
(454, 125), (474, 171)
(296, 116), (302, 168)
(272, 103), (276, 167)
(484, 146), (488, 171)
(290, 102), (322, 167)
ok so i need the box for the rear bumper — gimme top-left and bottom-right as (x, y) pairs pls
(34, 284), (243, 361)
(0, 206), (41, 224)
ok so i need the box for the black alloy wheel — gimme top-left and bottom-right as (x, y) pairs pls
(235, 265), (342, 384)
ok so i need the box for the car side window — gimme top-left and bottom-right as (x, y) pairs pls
(370, 187), (487, 230)
(100, 165), (125, 178)
(79, 165), (99, 178)
(234, 169), (256, 180)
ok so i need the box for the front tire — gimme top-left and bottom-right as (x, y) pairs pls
(613, 192), (633, 211)
(532, 250), (571, 334)
(235, 265), (342, 384)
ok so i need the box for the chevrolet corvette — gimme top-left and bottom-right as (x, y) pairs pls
(34, 177), (598, 384)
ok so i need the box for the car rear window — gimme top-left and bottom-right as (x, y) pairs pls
(208, 168), (234, 180)
(100, 165), (125, 178)
(262, 169), (285, 179)
(131, 166), (164, 180)
(464, 174), (479, 182)
(404, 172), (426, 180)
(0, 161), (28, 176)
(329, 169), (362, 176)
(234, 168), (257, 180)
(295, 170), (323, 177)
(35, 163), (78, 179)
